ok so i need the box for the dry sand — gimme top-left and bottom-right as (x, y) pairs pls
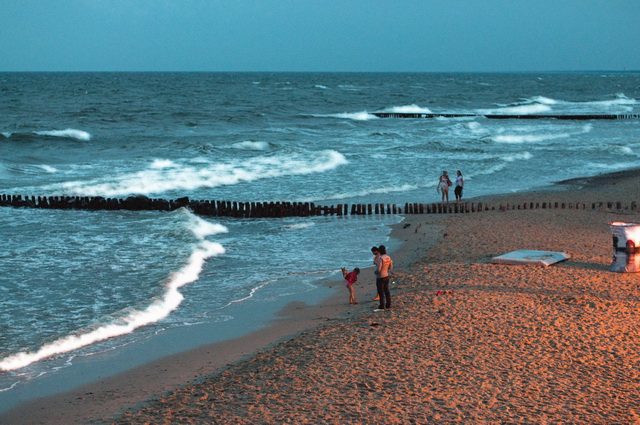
(3, 169), (640, 424)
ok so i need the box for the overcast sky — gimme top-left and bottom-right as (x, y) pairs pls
(2, 0), (639, 72)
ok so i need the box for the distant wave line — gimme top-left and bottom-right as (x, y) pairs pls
(1, 128), (91, 142)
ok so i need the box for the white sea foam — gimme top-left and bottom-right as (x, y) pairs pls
(472, 152), (534, 177)
(460, 121), (489, 136)
(150, 159), (177, 169)
(189, 214), (228, 239)
(232, 141), (270, 150)
(52, 150), (348, 197)
(34, 129), (91, 141)
(326, 112), (378, 121)
(338, 85), (361, 92)
(38, 165), (58, 173)
(317, 183), (419, 202)
(0, 381), (20, 392)
(559, 93), (636, 107)
(282, 222), (315, 230)
(229, 279), (273, 304)
(503, 151), (534, 162)
(619, 146), (637, 156)
(478, 104), (552, 115)
(0, 211), (227, 372)
(506, 94), (637, 112)
(492, 123), (592, 144)
(314, 85), (328, 89)
(493, 133), (570, 144)
(378, 104), (433, 114)
(526, 96), (558, 105)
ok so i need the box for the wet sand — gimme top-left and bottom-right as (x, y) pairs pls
(3, 168), (640, 424)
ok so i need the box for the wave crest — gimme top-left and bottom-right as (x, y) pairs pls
(479, 104), (552, 115)
(378, 104), (433, 114)
(45, 150), (348, 197)
(1, 129), (91, 142)
(317, 112), (378, 121)
(35, 129), (92, 141)
(232, 141), (270, 151)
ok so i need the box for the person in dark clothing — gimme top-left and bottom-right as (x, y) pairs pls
(374, 245), (393, 311)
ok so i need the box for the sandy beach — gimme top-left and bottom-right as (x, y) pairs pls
(3, 168), (640, 424)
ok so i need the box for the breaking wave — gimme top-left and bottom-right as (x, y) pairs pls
(44, 150), (348, 197)
(0, 210), (226, 372)
(1, 128), (91, 142)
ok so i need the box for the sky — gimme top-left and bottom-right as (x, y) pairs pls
(1, 0), (639, 72)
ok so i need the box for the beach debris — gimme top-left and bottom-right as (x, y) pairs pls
(435, 290), (455, 296)
(370, 322), (380, 327)
(403, 223), (411, 229)
(490, 249), (570, 267)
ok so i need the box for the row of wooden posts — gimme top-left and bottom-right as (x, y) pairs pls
(0, 194), (636, 218)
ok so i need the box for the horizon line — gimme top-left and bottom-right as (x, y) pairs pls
(1, 70), (639, 74)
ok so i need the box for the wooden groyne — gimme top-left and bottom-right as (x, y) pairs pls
(0, 194), (637, 218)
(371, 112), (640, 120)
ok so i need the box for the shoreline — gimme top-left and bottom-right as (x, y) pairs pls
(0, 265), (384, 424)
(0, 238), (410, 424)
(2, 167), (640, 424)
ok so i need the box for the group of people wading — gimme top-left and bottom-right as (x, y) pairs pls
(437, 170), (464, 205)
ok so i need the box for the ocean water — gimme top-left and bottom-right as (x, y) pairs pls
(1, 72), (639, 407)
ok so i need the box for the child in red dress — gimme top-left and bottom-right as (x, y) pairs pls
(341, 267), (361, 304)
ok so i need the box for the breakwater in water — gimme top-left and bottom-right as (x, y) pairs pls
(0, 194), (637, 217)
(371, 112), (640, 120)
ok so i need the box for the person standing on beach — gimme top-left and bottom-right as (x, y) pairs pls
(437, 170), (452, 204)
(371, 246), (381, 301)
(454, 170), (464, 204)
(375, 245), (393, 311)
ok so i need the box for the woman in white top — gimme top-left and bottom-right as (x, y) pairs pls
(437, 170), (452, 204)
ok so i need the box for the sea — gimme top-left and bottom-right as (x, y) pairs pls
(1, 72), (639, 411)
